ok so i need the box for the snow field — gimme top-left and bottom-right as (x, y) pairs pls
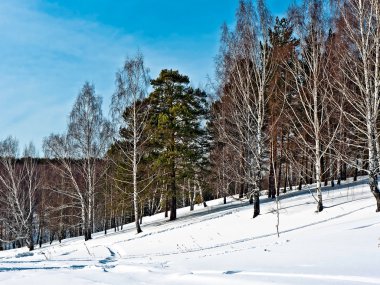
(0, 179), (379, 284)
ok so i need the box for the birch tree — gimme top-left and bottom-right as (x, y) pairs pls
(44, 82), (112, 240)
(110, 53), (150, 233)
(336, 0), (380, 211)
(0, 138), (40, 250)
(284, 0), (341, 212)
(216, 0), (274, 217)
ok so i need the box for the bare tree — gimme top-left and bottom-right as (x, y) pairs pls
(0, 138), (40, 250)
(284, 0), (341, 212)
(335, 0), (380, 211)
(44, 82), (112, 240)
(110, 52), (150, 233)
(209, 102), (236, 204)
(216, 0), (274, 217)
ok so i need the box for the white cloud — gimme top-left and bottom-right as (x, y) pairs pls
(0, 0), (135, 152)
(0, 0), (217, 154)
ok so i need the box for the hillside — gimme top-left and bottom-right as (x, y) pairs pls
(0, 179), (379, 285)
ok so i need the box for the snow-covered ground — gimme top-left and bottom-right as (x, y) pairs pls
(0, 179), (379, 284)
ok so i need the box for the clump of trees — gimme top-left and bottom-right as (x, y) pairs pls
(0, 0), (379, 251)
(212, 0), (380, 215)
(0, 138), (40, 250)
(43, 82), (112, 241)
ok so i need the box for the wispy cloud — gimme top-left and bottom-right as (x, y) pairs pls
(0, 0), (136, 153)
(0, 0), (226, 154)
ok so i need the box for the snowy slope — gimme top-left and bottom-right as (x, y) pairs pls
(0, 179), (379, 285)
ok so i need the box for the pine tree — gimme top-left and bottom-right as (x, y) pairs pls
(147, 69), (208, 221)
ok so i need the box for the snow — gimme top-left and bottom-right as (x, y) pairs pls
(0, 179), (379, 284)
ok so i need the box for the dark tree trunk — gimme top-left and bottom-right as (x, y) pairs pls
(249, 194), (253, 204)
(268, 159), (275, 198)
(165, 195), (169, 218)
(36, 226), (41, 248)
(317, 193), (323, 212)
(28, 239), (34, 251)
(170, 195), (177, 220)
(283, 160), (288, 194)
(376, 194), (380, 212)
(239, 149), (245, 198)
(135, 213), (142, 234)
(337, 159), (342, 185)
(329, 147), (335, 187)
(252, 191), (260, 218)
(277, 132), (284, 196)
(354, 159), (358, 181)
(115, 216), (119, 231)
(239, 182), (244, 199)
(111, 216), (116, 232)
(342, 162), (347, 181)
(298, 174), (303, 190)
(84, 228), (92, 241)
(28, 213), (34, 251)
(277, 163), (282, 196)
(321, 154), (328, 186)
(283, 173), (287, 193)
(369, 173), (380, 212)
(50, 232), (55, 245)
(298, 155), (304, 190)
(169, 161), (177, 221)
(253, 176), (261, 218)
(309, 162), (313, 185)
(190, 199), (194, 211)
(284, 132), (290, 193)
(120, 211), (124, 230)
(168, 126), (177, 221)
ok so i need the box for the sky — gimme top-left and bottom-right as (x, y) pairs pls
(0, 0), (291, 155)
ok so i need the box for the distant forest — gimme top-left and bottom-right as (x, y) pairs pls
(0, 0), (379, 251)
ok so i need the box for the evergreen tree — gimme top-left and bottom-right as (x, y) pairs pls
(147, 69), (208, 221)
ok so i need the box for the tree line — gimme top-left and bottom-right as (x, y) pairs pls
(0, 0), (379, 251)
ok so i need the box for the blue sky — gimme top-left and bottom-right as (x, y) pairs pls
(0, 0), (291, 154)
